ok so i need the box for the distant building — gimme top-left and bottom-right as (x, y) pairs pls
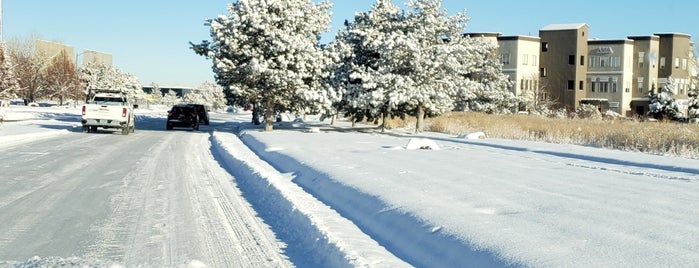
(628, 35), (660, 116)
(79, 49), (112, 67)
(496, 35), (541, 97)
(585, 39), (635, 115)
(35, 39), (74, 60)
(539, 23), (590, 111)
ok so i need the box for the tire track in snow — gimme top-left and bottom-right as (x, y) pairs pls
(86, 130), (290, 267)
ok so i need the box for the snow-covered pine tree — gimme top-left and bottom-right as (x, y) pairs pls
(648, 77), (680, 120)
(334, 0), (404, 129)
(687, 86), (699, 121)
(386, 0), (480, 133)
(192, 0), (332, 131)
(0, 43), (20, 100)
(196, 81), (227, 111)
(457, 37), (515, 114)
(79, 63), (143, 103)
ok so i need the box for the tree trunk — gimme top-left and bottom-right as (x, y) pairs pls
(330, 113), (336, 126)
(252, 103), (261, 125)
(416, 104), (425, 133)
(263, 101), (274, 131)
(381, 112), (388, 133)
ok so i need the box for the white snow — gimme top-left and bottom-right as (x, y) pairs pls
(2, 106), (699, 267)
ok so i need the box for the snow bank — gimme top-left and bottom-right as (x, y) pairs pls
(210, 131), (411, 268)
(238, 132), (512, 267)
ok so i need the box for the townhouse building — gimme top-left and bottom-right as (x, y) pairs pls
(472, 24), (695, 117)
(628, 36), (660, 116)
(496, 35), (541, 98)
(538, 23), (589, 111)
(585, 39), (635, 115)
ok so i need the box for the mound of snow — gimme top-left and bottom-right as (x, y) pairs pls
(458, 132), (486, 140)
(405, 138), (440, 150)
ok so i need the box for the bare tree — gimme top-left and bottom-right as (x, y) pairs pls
(5, 36), (52, 104)
(522, 74), (557, 114)
(42, 49), (83, 105)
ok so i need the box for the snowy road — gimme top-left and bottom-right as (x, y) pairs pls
(0, 117), (290, 267)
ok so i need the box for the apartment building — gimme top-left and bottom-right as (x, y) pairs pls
(539, 23), (589, 111)
(496, 35), (541, 97)
(585, 39), (635, 115)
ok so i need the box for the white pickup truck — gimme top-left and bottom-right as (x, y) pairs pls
(81, 91), (137, 135)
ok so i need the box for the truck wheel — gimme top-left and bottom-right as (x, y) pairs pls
(90, 126), (98, 133)
(121, 126), (129, 135)
(82, 126), (89, 133)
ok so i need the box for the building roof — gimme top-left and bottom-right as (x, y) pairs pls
(653, 32), (692, 38)
(498, 35), (541, 42)
(540, 23), (588, 31)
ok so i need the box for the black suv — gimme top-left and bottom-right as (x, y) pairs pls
(190, 104), (210, 125)
(166, 104), (199, 130)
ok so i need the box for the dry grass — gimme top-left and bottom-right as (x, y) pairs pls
(384, 112), (699, 158)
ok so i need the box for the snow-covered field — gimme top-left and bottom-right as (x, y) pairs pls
(1, 105), (699, 267)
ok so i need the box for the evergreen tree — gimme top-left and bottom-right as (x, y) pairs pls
(648, 77), (680, 120)
(79, 63), (143, 103)
(687, 86), (699, 120)
(192, 0), (332, 131)
(335, 0), (405, 128)
(0, 43), (20, 100)
(457, 37), (515, 114)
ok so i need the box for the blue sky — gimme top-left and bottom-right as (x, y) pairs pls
(3, 0), (697, 87)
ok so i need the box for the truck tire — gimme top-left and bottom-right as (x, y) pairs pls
(90, 126), (98, 133)
(121, 126), (129, 135)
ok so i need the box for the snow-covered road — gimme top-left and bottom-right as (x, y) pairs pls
(0, 109), (290, 267)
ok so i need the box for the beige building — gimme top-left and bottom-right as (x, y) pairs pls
(539, 23), (590, 111)
(35, 39), (74, 61)
(656, 33), (693, 114)
(628, 35), (660, 116)
(585, 39), (635, 115)
(79, 49), (112, 67)
(497, 35), (541, 97)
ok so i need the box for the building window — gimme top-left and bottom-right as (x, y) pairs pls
(591, 80), (596, 92)
(638, 52), (645, 68)
(569, 55), (576, 65)
(501, 53), (510, 65)
(579, 81), (584, 91)
(682, 58), (688, 70)
(611, 56), (620, 68)
(638, 81), (644, 93)
(540, 68), (547, 77)
(568, 80), (575, 90)
(660, 57), (666, 69)
(612, 80), (618, 93)
(522, 54), (529, 65)
(580, 55), (585, 66)
(675, 58), (680, 68)
(542, 42), (549, 52)
(531, 55), (537, 66)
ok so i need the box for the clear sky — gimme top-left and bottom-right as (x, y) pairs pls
(2, 0), (697, 87)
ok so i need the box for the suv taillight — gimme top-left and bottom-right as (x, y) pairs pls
(122, 108), (127, 117)
(82, 106), (86, 115)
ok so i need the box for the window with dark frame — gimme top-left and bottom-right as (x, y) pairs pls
(568, 80), (575, 90)
(569, 55), (575, 65)
(542, 42), (549, 52)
